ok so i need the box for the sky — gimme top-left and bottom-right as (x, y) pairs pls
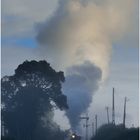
(1, 0), (139, 132)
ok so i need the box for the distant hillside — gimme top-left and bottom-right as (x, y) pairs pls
(91, 124), (139, 140)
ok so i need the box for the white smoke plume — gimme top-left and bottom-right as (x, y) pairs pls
(63, 61), (102, 130)
(36, 0), (137, 129)
(37, 0), (137, 80)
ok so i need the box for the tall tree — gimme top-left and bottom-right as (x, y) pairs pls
(1, 60), (68, 140)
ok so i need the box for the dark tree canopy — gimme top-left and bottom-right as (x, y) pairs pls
(91, 124), (139, 140)
(1, 60), (68, 140)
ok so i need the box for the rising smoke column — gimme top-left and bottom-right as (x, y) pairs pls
(63, 61), (102, 129)
(36, 0), (137, 129)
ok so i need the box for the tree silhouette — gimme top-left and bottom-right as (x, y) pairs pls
(91, 124), (139, 140)
(1, 60), (68, 140)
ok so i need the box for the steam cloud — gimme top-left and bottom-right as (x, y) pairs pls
(63, 61), (102, 129)
(37, 0), (136, 79)
(36, 0), (136, 129)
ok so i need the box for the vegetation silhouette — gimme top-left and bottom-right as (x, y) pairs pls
(1, 60), (68, 140)
(91, 124), (139, 140)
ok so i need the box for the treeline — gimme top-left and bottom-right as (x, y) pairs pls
(91, 124), (139, 140)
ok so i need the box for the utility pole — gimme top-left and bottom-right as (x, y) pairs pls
(2, 121), (5, 137)
(105, 106), (110, 124)
(80, 114), (90, 140)
(95, 115), (98, 135)
(92, 122), (94, 137)
(123, 97), (128, 128)
(112, 88), (115, 125)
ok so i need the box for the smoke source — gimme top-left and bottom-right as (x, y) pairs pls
(36, 0), (137, 129)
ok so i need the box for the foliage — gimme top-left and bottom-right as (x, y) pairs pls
(1, 60), (68, 140)
(91, 124), (139, 140)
